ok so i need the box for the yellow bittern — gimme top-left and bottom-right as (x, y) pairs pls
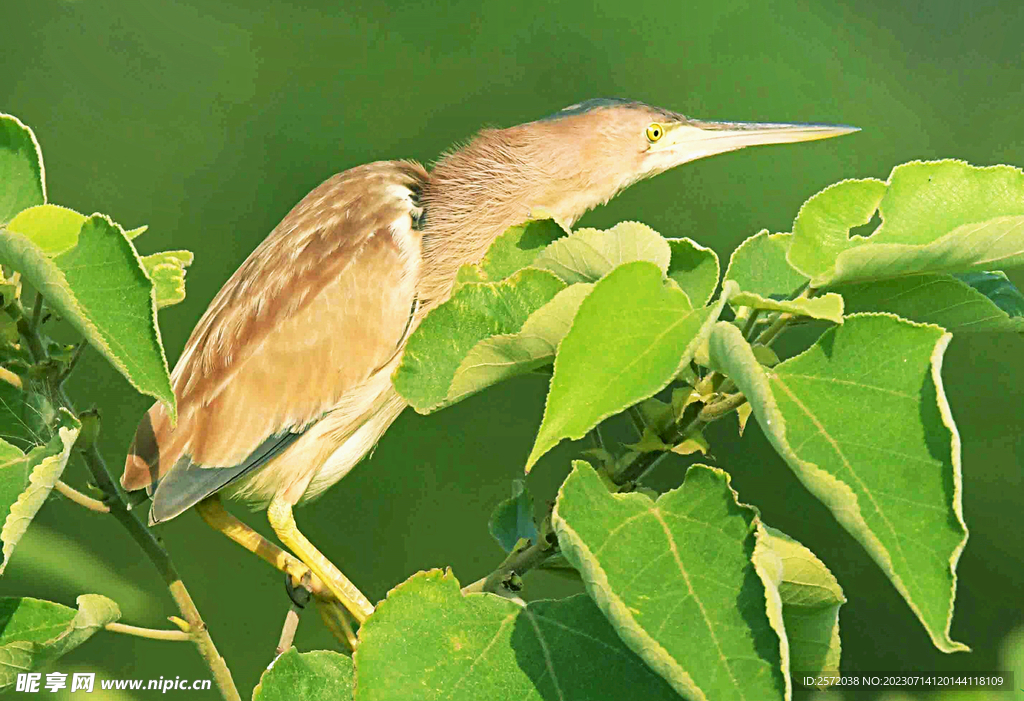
(121, 98), (856, 625)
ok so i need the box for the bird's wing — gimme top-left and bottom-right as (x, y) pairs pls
(122, 161), (428, 497)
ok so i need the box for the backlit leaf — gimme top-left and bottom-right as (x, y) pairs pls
(446, 283), (592, 406)
(552, 461), (789, 700)
(0, 114), (45, 225)
(725, 230), (808, 301)
(0, 215), (177, 418)
(394, 268), (566, 412)
(707, 316), (968, 652)
(730, 290), (844, 324)
(0, 594), (120, 690)
(757, 526), (845, 679)
(532, 222), (671, 285)
(666, 237), (720, 306)
(526, 263), (731, 470)
(457, 217), (568, 285)
(353, 569), (681, 701)
(838, 273), (1024, 333)
(1, 409), (79, 575)
(253, 648), (353, 701)
(787, 162), (1024, 287)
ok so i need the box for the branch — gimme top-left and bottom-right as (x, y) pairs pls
(462, 519), (558, 596)
(16, 307), (241, 701)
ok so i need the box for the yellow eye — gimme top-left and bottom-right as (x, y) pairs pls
(645, 123), (664, 142)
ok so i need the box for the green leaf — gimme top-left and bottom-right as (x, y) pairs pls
(787, 162), (1024, 287)
(456, 218), (568, 285)
(730, 290), (845, 324)
(666, 237), (720, 306)
(787, 179), (887, 281)
(0, 594), (120, 690)
(1, 409), (80, 575)
(487, 480), (538, 553)
(6, 205), (84, 256)
(394, 269), (566, 412)
(707, 316), (968, 652)
(446, 283), (592, 406)
(526, 262), (731, 470)
(552, 461), (789, 700)
(955, 270), (1024, 319)
(532, 222), (672, 285)
(0, 215), (176, 418)
(0, 114), (45, 225)
(724, 230), (808, 301)
(5, 204), (184, 308)
(757, 526), (845, 679)
(838, 273), (1024, 333)
(0, 439), (28, 552)
(353, 569), (681, 701)
(141, 250), (194, 309)
(0, 381), (54, 450)
(253, 648), (353, 701)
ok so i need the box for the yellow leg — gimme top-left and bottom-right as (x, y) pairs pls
(267, 495), (374, 624)
(195, 495), (360, 650)
(316, 599), (359, 650)
(194, 496), (328, 596)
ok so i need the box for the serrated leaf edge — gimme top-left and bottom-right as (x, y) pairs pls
(709, 313), (969, 652)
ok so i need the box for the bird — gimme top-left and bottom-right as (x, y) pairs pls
(121, 97), (857, 626)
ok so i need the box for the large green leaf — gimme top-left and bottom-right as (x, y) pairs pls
(838, 273), (1024, 333)
(0, 594), (120, 690)
(787, 179), (887, 281)
(0, 409), (79, 575)
(0, 114), (45, 225)
(446, 283), (592, 406)
(353, 569), (681, 701)
(724, 230), (807, 301)
(455, 217), (568, 286)
(787, 161), (1024, 287)
(0, 215), (176, 417)
(666, 237), (720, 307)
(757, 526), (845, 679)
(394, 268), (566, 412)
(253, 648), (353, 701)
(532, 222), (672, 285)
(526, 263), (731, 470)
(552, 461), (789, 700)
(6, 204), (186, 309)
(708, 316), (968, 652)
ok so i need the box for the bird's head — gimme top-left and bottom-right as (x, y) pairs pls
(482, 98), (858, 223)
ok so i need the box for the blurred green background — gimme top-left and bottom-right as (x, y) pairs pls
(3, 0), (1023, 698)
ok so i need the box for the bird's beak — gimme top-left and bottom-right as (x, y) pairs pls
(656, 119), (859, 165)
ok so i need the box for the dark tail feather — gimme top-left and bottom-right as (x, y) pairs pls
(149, 431), (303, 525)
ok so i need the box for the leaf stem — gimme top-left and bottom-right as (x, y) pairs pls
(741, 308), (762, 339)
(105, 622), (191, 642)
(53, 480), (110, 513)
(29, 293), (43, 332)
(755, 312), (793, 346)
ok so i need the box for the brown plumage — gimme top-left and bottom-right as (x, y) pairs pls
(121, 99), (855, 622)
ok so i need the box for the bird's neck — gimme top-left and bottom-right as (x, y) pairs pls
(417, 133), (615, 308)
